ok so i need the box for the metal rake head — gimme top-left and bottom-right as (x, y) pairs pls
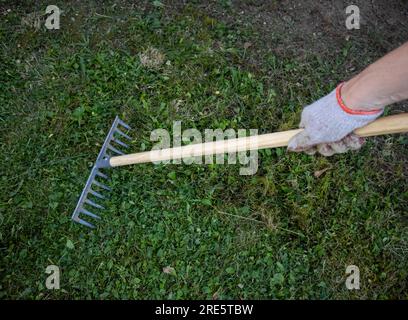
(71, 116), (132, 228)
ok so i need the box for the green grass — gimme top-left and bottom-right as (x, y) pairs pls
(1, 1), (407, 299)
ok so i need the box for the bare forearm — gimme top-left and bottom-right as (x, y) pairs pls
(342, 42), (408, 110)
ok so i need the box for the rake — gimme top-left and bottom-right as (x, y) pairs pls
(72, 113), (408, 228)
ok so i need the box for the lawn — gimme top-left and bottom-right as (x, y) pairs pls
(1, 1), (407, 299)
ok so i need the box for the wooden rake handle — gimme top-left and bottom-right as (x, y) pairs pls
(109, 113), (408, 167)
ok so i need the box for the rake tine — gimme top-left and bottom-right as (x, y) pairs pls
(92, 180), (111, 191)
(96, 170), (108, 179)
(76, 217), (95, 228)
(85, 199), (105, 210)
(89, 189), (105, 199)
(107, 144), (125, 155)
(81, 208), (101, 220)
(116, 128), (132, 140)
(112, 138), (129, 148)
(118, 119), (131, 130)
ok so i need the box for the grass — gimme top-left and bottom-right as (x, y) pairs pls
(1, 1), (407, 299)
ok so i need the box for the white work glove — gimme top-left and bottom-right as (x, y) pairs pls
(287, 83), (383, 156)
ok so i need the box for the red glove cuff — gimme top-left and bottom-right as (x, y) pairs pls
(336, 83), (383, 115)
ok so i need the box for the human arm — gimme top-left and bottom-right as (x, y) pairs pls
(288, 41), (408, 156)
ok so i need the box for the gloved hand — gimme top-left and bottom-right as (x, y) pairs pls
(287, 83), (383, 156)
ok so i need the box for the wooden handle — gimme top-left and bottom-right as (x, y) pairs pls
(109, 113), (408, 167)
(354, 113), (408, 137)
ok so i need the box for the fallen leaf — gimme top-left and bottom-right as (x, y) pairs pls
(163, 266), (175, 274)
(243, 42), (252, 49)
(314, 167), (331, 178)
